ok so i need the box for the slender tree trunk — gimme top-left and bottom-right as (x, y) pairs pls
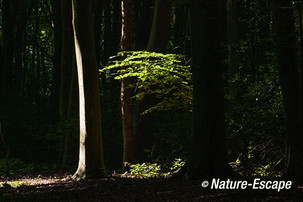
(72, 0), (105, 179)
(134, 0), (154, 50)
(147, 0), (172, 52)
(173, 5), (185, 51)
(187, 0), (231, 179)
(273, 1), (303, 181)
(121, 0), (135, 166)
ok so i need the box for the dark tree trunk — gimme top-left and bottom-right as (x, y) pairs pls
(273, 1), (303, 181)
(72, 0), (105, 179)
(187, 0), (231, 179)
(147, 0), (172, 52)
(134, 0), (154, 50)
(121, 0), (135, 166)
(173, 5), (186, 51)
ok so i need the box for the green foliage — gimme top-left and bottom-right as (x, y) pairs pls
(230, 154), (281, 177)
(102, 51), (192, 113)
(122, 158), (185, 178)
(0, 180), (30, 188)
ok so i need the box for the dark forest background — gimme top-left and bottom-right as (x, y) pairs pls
(0, 0), (302, 181)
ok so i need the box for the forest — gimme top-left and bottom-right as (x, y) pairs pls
(1, 0), (303, 201)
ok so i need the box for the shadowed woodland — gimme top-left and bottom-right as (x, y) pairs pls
(1, 0), (303, 201)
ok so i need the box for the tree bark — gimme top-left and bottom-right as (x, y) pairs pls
(121, 0), (135, 166)
(61, 0), (79, 169)
(273, 1), (303, 181)
(102, 0), (112, 64)
(147, 0), (172, 52)
(187, 0), (231, 179)
(72, 0), (105, 179)
(134, 0), (154, 50)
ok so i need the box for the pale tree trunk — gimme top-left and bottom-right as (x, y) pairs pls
(61, 0), (78, 169)
(72, 0), (105, 179)
(121, 0), (135, 166)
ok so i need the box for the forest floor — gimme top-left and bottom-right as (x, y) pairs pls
(1, 173), (303, 201)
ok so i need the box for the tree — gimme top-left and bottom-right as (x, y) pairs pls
(133, 0), (154, 50)
(186, 0), (231, 178)
(72, 0), (105, 179)
(273, 1), (303, 181)
(147, 0), (172, 52)
(121, 0), (135, 166)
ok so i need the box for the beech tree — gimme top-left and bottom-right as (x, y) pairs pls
(72, 0), (105, 179)
(121, 0), (135, 166)
(61, 0), (78, 169)
(273, 1), (303, 181)
(187, 0), (231, 178)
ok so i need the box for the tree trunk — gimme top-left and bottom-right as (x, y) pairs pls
(72, 0), (105, 179)
(173, 5), (185, 51)
(121, 0), (135, 166)
(147, 0), (172, 52)
(134, 0), (154, 50)
(61, 0), (78, 169)
(187, 0), (231, 179)
(103, 0), (112, 64)
(273, 1), (303, 181)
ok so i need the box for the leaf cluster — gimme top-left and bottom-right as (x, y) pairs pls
(102, 51), (192, 113)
